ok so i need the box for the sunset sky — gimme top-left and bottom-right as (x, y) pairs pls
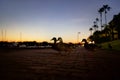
(0, 0), (120, 43)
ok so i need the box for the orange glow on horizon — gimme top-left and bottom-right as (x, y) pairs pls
(0, 34), (87, 43)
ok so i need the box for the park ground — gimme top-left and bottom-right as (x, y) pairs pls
(0, 47), (120, 80)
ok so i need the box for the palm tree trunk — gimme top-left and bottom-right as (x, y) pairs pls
(100, 13), (102, 30)
(90, 31), (92, 35)
(105, 10), (107, 25)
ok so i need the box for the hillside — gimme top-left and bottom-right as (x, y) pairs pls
(100, 40), (120, 51)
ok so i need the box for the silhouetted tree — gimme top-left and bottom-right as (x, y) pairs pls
(96, 18), (99, 29)
(103, 5), (111, 25)
(89, 28), (93, 35)
(109, 21), (115, 40)
(98, 7), (104, 30)
(88, 35), (94, 41)
(42, 41), (48, 46)
(109, 13), (120, 39)
(92, 31), (101, 43)
(93, 21), (98, 31)
(102, 25), (111, 41)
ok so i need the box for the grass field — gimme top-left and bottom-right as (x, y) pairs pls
(100, 40), (120, 51)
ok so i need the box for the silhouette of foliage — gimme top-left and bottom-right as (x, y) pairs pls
(88, 5), (120, 44)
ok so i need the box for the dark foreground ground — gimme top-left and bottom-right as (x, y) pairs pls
(0, 47), (120, 80)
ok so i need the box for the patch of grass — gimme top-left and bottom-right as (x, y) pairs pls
(100, 40), (120, 51)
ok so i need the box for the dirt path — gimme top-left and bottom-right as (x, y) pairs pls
(0, 47), (120, 80)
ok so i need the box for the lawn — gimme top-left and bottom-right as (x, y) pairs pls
(100, 40), (120, 51)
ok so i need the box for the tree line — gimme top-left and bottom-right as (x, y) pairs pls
(88, 4), (120, 43)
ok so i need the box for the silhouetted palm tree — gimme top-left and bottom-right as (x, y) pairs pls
(96, 18), (99, 29)
(103, 5), (111, 25)
(98, 7), (104, 30)
(96, 18), (99, 22)
(89, 28), (93, 35)
(93, 21), (98, 31)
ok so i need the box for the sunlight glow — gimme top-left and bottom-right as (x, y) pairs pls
(0, 0), (119, 43)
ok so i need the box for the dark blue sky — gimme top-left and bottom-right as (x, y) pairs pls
(0, 0), (120, 42)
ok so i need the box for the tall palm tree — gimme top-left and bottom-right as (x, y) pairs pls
(103, 5), (111, 25)
(98, 7), (104, 30)
(96, 18), (99, 21)
(93, 21), (98, 31)
(96, 18), (99, 30)
(96, 18), (99, 29)
(89, 28), (93, 35)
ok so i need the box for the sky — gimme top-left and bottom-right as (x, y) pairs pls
(0, 0), (120, 43)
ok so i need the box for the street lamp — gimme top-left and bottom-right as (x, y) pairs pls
(77, 32), (80, 43)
